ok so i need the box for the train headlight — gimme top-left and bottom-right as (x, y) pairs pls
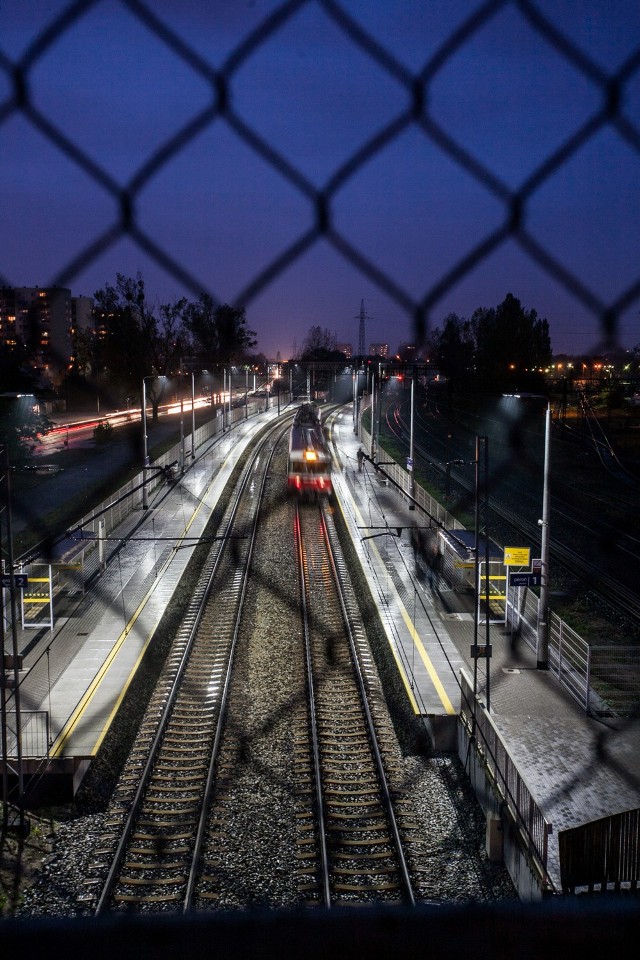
(304, 449), (317, 462)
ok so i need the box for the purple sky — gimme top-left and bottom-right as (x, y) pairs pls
(1, 1), (639, 360)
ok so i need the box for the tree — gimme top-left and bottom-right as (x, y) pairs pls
(300, 326), (345, 362)
(0, 392), (52, 462)
(427, 313), (475, 381)
(0, 340), (38, 394)
(182, 296), (257, 363)
(93, 273), (187, 419)
(472, 293), (552, 391)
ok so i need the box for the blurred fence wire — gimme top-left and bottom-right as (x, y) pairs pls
(1, 0), (639, 346)
(1, 1), (640, 899)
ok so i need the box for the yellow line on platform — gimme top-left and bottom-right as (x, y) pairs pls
(49, 446), (229, 758)
(334, 465), (455, 717)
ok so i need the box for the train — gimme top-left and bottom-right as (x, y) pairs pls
(287, 402), (333, 498)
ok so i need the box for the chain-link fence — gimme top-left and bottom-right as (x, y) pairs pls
(2, 0), (639, 346)
(1, 0), (640, 904)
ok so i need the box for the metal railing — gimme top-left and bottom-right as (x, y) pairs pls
(460, 667), (553, 886)
(4, 710), (50, 758)
(559, 806), (640, 894)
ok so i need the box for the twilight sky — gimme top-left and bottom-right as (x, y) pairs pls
(1, 0), (639, 360)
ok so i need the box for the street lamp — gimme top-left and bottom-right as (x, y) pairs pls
(141, 375), (165, 508)
(179, 364), (184, 474)
(502, 393), (551, 671)
(537, 402), (551, 670)
(445, 440), (490, 711)
(190, 369), (196, 461)
(370, 370), (376, 461)
(408, 375), (415, 509)
(141, 376), (153, 510)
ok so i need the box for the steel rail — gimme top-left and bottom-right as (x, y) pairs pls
(183, 423), (284, 909)
(295, 502), (332, 908)
(319, 503), (416, 907)
(93, 416), (290, 914)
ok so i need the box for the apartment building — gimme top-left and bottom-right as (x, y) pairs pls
(0, 286), (93, 383)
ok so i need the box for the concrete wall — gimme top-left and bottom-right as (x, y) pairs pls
(458, 720), (550, 901)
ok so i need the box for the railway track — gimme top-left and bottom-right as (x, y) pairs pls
(293, 500), (415, 906)
(84, 418), (286, 913)
(74, 404), (507, 914)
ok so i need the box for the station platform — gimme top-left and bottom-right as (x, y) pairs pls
(328, 406), (640, 895)
(4, 402), (640, 897)
(4, 407), (280, 796)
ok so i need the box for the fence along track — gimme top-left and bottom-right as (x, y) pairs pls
(294, 500), (415, 907)
(87, 420), (284, 914)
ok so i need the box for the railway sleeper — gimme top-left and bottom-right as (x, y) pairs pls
(333, 883), (401, 893)
(123, 860), (187, 870)
(333, 851), (396, 860)
(334, 866), (399, 877)
(117, 875), (186, 886)
(114, 892), (182, 903)
(128, 844), (191, 854)
(327, 816), (389, 827)
(324, 786), (381, 797)
(134, 822), (196, 833)
(334, 837), (394, 847)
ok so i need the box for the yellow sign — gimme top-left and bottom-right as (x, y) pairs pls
(504, 546), (531, 566)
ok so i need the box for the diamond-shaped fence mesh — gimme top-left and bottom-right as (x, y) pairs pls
(1, 0), (639, 342)
(1, 1), (640, 899)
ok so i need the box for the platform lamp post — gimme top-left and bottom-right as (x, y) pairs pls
(190, 368), (196, 461)
(179, 363), (185, 474)
(376, 362), (383, 460)
(222, 367), (227, 428)
(176, 361), (196, 469)
(408, 374), (415, 509)
(352, 368), (357, 427)
(537, 402), (551, 670)
(472, 436), (481, 718)
(141, 375), (154, 510)
(370, 370), (376, 461)
(465, 435), (491, 714)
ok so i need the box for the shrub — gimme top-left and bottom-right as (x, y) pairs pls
(93, 420), (113, 444)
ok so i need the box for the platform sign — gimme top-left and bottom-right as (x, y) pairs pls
(503, 546), (530, 567)
(470, 644), (492, 659)
(406, 456), (413, 472)
(509, 572), (541, 588)
(0, 573), (28, 589)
